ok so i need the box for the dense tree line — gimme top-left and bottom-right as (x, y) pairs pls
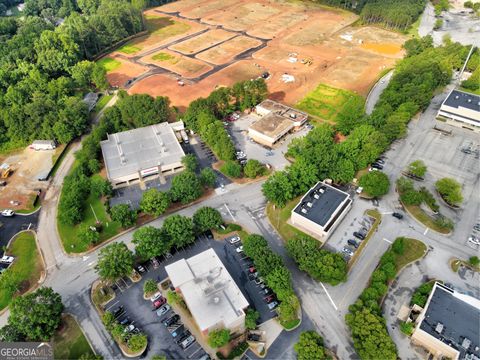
(286, 235), (347, 285)
(183, 79), (267, 161)
(0, 0), (21, 15)
(263, 38), (469, 207)
(294, 331), (331, 360)
(316, 0), (426, 30)
(345, 238), (410, 360)
(242, 234), (300, 327)
(0, 0), (143, 151)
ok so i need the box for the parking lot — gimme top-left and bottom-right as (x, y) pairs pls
(103, 233), (276, 359)
(225, 114), (311, 171)
(109, 176), (173, 209)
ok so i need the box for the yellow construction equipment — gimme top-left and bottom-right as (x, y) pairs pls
(301, 57), (313, 66)
(0, 163), (11, 179)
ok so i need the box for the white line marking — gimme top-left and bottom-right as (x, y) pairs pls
(224, 203), (236, 222)
(87, 261), (95, 266)
(381, 211), (393, 215)
(105, 301), (119, 310)
(383, 238), (393, 244)
(27, 223), (32, 230)
(82, 256), (89, 261)
(424, 228), (429, 235)
(320, 282), (338, 311)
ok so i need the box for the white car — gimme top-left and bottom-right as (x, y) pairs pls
(229, 236), (241, 244)
(468, 236), (480, 245)
(368, 167), (378, 172)
(156, 304), (171, 317)
(236, 246), (244, 253)
(0, 255), (14, 263)
(1, 209), (14, 217)
(356, 187), (363, 194)
(150, 291), (162, 302)
(268, 301), (278, 310)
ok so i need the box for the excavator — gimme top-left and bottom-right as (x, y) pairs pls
(0, 163), (11, 179)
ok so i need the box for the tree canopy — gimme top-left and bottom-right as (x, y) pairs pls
(140, 189), (170, 217)
(294, 331), (330, 360)
(192, 207), (223, 233)
(359, 171), (390, 197)
(435, 177), (463, 206)
(97, 242), (134, 281)
(132, 226), (169, 260)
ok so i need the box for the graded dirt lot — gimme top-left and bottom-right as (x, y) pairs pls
(169, 29), (236, 55)
(104, 55), (149, 88)
(0, 147), (61, 210)
(195, 36), (262, 65)
(106, 0), (407, 107)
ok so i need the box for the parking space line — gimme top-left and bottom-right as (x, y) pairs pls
(188, 345), (202, 358)
(382, 238), (392, 244)
(423, 228), (429, 235)
(320, 282), (338, 311)
(105, 300), (119, 311)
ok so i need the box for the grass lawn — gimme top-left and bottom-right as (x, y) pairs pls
(0, 232), (42, 310)
(404, 15), (421, 38)
(296, 83), (364, 125)
(94, 94), (113, 113)
(145, 15), (191, 38)
(97, 57), (121, 72)
(53, 314), (95, 360)
(404, 203), (451, 234)
(58, 175), (122, 253)
(266, 198), (319, 243)
(281, 318), (301, 330)
(117, 44), (142, 54)
(394, 238), (427, 269)
(152, 52), (176, 62)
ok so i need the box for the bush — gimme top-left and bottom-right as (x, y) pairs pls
(469, 256), (480, 267)
(220, 160), (242, 178)
(200, 167), (217, 188)
(245, 309), (260, 330)
(128, 334), (147, 352)
(435, 178), (463, 206)
(143, 279), (158, 295)
(419, 187), (439, 212)
(392, 237), (405, 255)
(400, 190), (423, 206)
(78, 225), (100, 245)
(410, 281), (435, 307)
(433, 215), (454, 230)
(243, 159), (266, 178)
(407, 160), (427, 178)
(208, 329), (230, 348)
(400, 321), (414, 336)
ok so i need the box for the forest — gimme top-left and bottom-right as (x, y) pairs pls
(0, 0), (144, 152)
(317, 0), (427, 30)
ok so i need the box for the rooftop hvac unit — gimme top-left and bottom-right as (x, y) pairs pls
(435, 322), (444, 334)
(455, 95), (459, 99)
(307, 202), (313, 208)
(462, 338), (471, 349)
(301, 208), (308, 214)
(120, 156), (126, 165)
(319, 188), (325, 194)
(290, 113), (297, 119)
(467, 99), (472, 103)
(163, 146), (168, 152)
(313, 193), (320, 199)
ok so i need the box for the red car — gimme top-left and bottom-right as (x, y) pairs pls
(249, 266), (256, 273)
(153, 297), (166, 309)
(265, 295), (275, 303)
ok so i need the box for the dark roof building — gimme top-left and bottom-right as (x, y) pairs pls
(290, 181), (352, 241)
(412, 282), (480, 360)
(437, 89), (480, 133)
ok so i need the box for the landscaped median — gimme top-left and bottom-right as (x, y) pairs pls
(0, 231), (44, 311)
(348, 209), (381, 268)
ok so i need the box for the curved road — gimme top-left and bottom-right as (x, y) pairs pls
(365, 70), (393, 115)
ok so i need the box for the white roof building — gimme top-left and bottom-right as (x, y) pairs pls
(100, 122), (185, 188)
(437, 89), (480, 133)
(165, 249), (249, 334)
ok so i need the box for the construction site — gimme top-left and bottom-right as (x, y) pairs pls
(101, 0), (407, 109)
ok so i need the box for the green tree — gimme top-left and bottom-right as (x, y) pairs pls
(408, 160), (427, 178)
(96, 243), (134, 281)
(400, 190), (423, 206)
(90, 176), (113, 198)
(132, 226), (169, 259)
(469, 256), (480, 267)
(262, 171), (294, 207)
(34, 30), (79, 75)
(243, 159), (265, 178)
(294, 331), (329, 360)
(143, 279), (158, 295)
(181, 154), (198, 172)
(140, 189), (170, 216)
(193, 207), (223, 233)
(400, 321), (414, 336)
(435, 178), (463, 206)
(359, 171), (390, 197)
(392, 237), (405, 255)
(221, 160), (242, 178)
(78, 225), (100, 245)
(245, 309), (260, 330)
(0, 324), (24, 342)
(169, 171), (203, 204)
(8, 287), (63, 341)
(110, 204), (137, 228)
(102, 311), (116, 332)
(199, 167), (216, 188)
(128, 333), (147, 351)
(162, 215), (195, 248)
(208, 328), (230, 348)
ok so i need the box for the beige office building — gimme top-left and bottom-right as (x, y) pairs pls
(290, 181), (352, 242)
(437, 89), (480, 133)
(165, 249), (249, 335)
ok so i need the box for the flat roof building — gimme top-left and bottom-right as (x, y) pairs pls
(437, 89), (480, 133)
(100, 122), (185, 188)
(248, 99), (308, 148)
(290, 181), (352, 241)
(165, 249), (249, 335)
(411, 282), (480, 360)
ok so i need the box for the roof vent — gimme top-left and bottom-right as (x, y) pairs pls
(467, 99), (472, 103)
(314, 193), (320, 199)
(319, 188), (325, 194)
(301, 208), (308, 214)
(162, 146), (167, 152)
(120, 156), (126, 165)
(455, 95), (459, 99)
(213, 296), (220, 304)
(307, 202), (313, 208)
(435, 322), (444, 334)
(462, 338), (471, 349)
(290, 113), (297, 119)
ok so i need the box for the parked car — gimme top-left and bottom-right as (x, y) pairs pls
(342, 247), (354, 256)
(229, 236), (241, 244)
(474, 224), (480, 231)
(180, 335), (196, 349)
(254, 277), (263, 285)
(163, 314), (180, 327)
(368, 167), (378, 172)
(150, 292), (162, 302)
(392, 212), (404, 219)
(156, 304), (171, 317)
(248, 266), (256, 273)
(468, 236), (480, 245)
(267, 301), (278, 310)
(153, 297), (167, 309)
(356, 186), (363, 194)
(119, 317), (131, 326)
(1, 209), (14, 217)
(0, 255), (14, 263)
(265, 295), (275, 303)
(347, 239), (359, 248)
(353, 232), (365, 240)
(124, 324), (135, 333)
(112, 306), (125, 318)
(236, 246), (244, 253)
(176, 330), (191, 343)
(136, 265), (146, 273)
(0, 181), (6, 186)
(198, 354), (211, 360)
(248, 333), (261, 342)
(375, 158), (385, 165)
(371, 163), (383, 170)
(151, 257), (160, 269)
(171, 325), (186, 339)
(263, 287), (272, 295)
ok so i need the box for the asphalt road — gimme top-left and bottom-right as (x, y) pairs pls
(365, 70), (393, 115)
(0, 211), (39, 251)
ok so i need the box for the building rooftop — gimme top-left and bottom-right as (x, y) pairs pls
(165, 248), (249, 332)
(419, 282), (480, 359)
(293, 182), (350, 230)
(100, 122), (185, 180)
(249, 112), (293, 139)
(443, 90), (480, 112)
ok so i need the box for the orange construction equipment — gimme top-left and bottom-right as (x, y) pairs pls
(0, 163), (11, 179)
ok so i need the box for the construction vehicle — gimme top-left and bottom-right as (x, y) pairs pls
(0, 163), (11, 179)
(175, 131), (183, 143)
(180, 130), (189, 144)
(301, 57), (313, 66)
